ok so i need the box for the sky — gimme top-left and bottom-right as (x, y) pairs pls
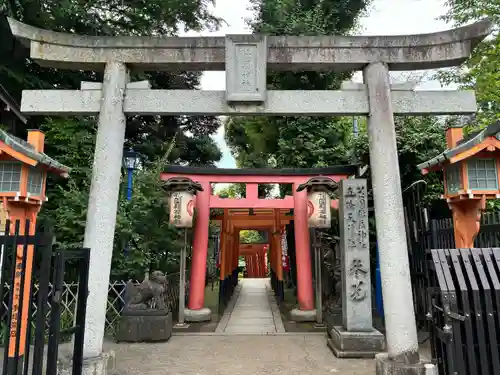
(182, 0), (452, 169)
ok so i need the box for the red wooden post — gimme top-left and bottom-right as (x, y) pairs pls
(160, 167), (352, 317)
(293, 186), (314, 311)
(187, 181), (211, 310)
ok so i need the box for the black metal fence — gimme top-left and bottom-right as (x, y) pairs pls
(403, 180), (500, 326)
(428, 248), (500, 375)
(403, 182), (500, 375)
(425, 212), (500, 250)
(269, 268), (284, 303)
(0, 220), (90, 375)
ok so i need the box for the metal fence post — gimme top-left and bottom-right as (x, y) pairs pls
(175, 229), (188, 328)
(430, 219), (438, 249)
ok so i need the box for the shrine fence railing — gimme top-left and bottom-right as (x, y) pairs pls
(407, 215), (500, 328)
(403, 180), (500, 330)
(428, 212), (500, 249)
(0, 273), (181, 339)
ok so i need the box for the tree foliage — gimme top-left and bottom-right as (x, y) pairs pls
(0, 0), (223, 279)
(436, 0), (500, 126)
(240, 230), (264, 244)
(2, 0), (221, 36)
(351, 116), (447, 203)
(225, 0), (371, 199)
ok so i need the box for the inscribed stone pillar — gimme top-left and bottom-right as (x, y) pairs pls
(363, 62), (419, 364)
(185, 181), (211, 322)
(339, 179), (371, 331)
(83, 61), (128, 359)
(327, 179), (385, 358)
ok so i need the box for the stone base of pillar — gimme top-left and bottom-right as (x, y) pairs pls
(327, 326), (385, 358)
(375, 353), (437, 375)
(289, 308), (316, 322)
(116, 312), (173, 342)
(58, 350), (115, 375)
(185, 307), (211, 322)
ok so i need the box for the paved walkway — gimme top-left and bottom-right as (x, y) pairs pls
(29, 278), (433, 375)
(216, 278), (285, 334)
(109, 335), (374, 375)
(105, 278), (374, 374)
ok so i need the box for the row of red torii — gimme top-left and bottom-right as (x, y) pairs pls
(162, 166), (351, 322)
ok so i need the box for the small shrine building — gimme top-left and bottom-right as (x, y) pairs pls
(418, 121), (500, 247)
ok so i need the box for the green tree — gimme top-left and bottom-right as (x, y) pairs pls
(240, 230), (264, 244)
(225, 0), (371, 198)
(0, 0), (224, 278)
(351, 116), (447, 203)
(0, 0), (223, 165)
(113, 155), (184, 280)
(437, 0), (500, 126)
(216, 184), (244, 198)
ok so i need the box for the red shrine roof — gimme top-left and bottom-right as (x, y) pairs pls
(0, 130), (71, 176)
(418, 121), (500, 174)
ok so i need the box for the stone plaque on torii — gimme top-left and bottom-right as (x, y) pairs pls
(6, 17), (492, 375)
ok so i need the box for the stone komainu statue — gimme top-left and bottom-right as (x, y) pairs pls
(123, 270), (170, 314)
(117, 270), (173, 342)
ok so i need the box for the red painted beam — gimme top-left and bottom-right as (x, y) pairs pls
(210, 196), (339, 209)
(210, 195), (294, 209)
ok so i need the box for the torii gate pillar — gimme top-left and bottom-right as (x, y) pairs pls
(364, 62), (419, 366)
(290, 186), (315, 320)
(185, 181), (212, 322)
(82, 62), (128, 359)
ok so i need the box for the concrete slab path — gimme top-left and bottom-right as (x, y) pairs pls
(106, 278), (378, 374)
(108, 334), (374, 375)
(216, 278), (285, 334)
(99, 277), (432, 374)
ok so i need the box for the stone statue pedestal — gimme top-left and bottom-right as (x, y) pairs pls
(327, 326), (385, 358)
(116, 309), (172, 342)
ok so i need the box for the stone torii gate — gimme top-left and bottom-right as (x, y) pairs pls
(7, 17), (491, 375)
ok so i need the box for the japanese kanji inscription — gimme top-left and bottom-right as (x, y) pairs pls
(339, 178), (373, 332)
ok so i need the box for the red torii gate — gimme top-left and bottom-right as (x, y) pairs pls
(239, 244), (268, 278)
(212, 208), (292, 297)
(161, 166), (357, 320)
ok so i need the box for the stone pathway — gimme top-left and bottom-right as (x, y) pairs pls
(14, 278), (433, 375)
(106, 278), (374, 374)
(108, 335), (374, 375)
(96, 277), (430, 374)
(215, 278), (285, 334)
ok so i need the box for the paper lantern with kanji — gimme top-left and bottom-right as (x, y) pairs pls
(297, 176), (338, 228)
(163, 177), (203, 228)
(169, 191), (196, 228)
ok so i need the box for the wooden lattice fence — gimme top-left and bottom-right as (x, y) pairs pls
(0, 272), (181, 337)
